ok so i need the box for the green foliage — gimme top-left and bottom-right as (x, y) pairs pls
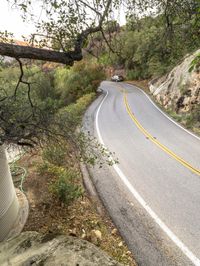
(37, 161), (50, 176)
(31, 71), (61, 102)
(0, 56), (112, 168)
(55, 92), (118, 168)
(50, 168), (83, 205)
(126, 69), (141, 80)
(42, 144), (68, 167)
(0, 65), (60, 105)
(38, 160), (83, 205)
(167, 110), (183, 123)
(189, 53), (200, 72)
(193, 105), (200, 124)
(39, 143), (83, 205)
(185, 114), (194, 129)
(103, 20), (120, 33)
(167, 105), (200, 135)
(10, 0), (116, 52)
(98, 54), (113, 66)
(54, 60), (105, 105)
(185, 105), (200, 130)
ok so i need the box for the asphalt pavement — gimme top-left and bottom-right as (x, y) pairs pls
(83, 81), (200, 266)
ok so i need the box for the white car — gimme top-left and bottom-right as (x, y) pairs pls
(111, 75), (124, 82)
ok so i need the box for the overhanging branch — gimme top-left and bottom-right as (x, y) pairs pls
(0, 42), (82, 64)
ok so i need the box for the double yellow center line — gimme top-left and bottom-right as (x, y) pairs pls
(123, 92), (200, 176)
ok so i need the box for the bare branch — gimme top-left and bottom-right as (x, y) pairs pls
(14, 58), (24, 96)
(27, 82), (33, 108)
(74, 0), (112, 53)
(100, 30), (120, 55)
(14, 58), (34, 107)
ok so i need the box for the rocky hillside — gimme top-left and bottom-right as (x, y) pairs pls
(149, 49), (200, 133)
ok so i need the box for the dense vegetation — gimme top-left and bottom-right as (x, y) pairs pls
(96, 12), (200, 80)
(0, 59), (105, 203)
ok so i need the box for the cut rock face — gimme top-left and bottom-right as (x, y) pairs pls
(149, 49), (200, 113)
(0, 231), (122, 266)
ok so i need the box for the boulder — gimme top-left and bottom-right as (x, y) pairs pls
(0, 231), (122, 266)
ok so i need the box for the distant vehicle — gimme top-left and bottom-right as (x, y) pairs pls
(111, 75), (124, 82)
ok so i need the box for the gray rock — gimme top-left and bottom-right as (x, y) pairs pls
(0, 231), (122, 266)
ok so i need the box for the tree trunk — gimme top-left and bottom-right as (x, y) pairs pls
(0, 145), (19, 241)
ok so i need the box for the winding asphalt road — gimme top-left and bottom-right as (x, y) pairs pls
(83, 81), (200, 266)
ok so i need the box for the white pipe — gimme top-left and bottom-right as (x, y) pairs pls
(0, 145), (19, 241)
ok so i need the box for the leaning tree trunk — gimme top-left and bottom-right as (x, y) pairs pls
(0, 145), (19, 241)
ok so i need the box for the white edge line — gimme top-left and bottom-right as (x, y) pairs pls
(125, 82), (200, 141)
(95, 89), (200, 266)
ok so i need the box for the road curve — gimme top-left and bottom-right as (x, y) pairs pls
(83, 81), (200, 266)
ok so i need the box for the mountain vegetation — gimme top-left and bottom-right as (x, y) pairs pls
(95, 6), (200, 79)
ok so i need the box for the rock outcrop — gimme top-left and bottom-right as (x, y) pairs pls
(149, 49), (200, 114)
(0, 231), (122, 266)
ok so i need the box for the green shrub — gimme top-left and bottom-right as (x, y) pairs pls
(42, 144), (67, 166)
(126, 69), (141, 80)
(50, 168), (83, 204)
(37, 159), (83, 205)
(38, 141), (83, 205)
(185, 114), (194, 129)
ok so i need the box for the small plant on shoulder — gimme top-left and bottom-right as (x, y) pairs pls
(37, 142), (83, 205)
(37, 160), (50, 176)
(38, 161), (83, 205)
(50, 168), (83, 205)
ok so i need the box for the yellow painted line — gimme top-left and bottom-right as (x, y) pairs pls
(123, 92), (200, 176)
